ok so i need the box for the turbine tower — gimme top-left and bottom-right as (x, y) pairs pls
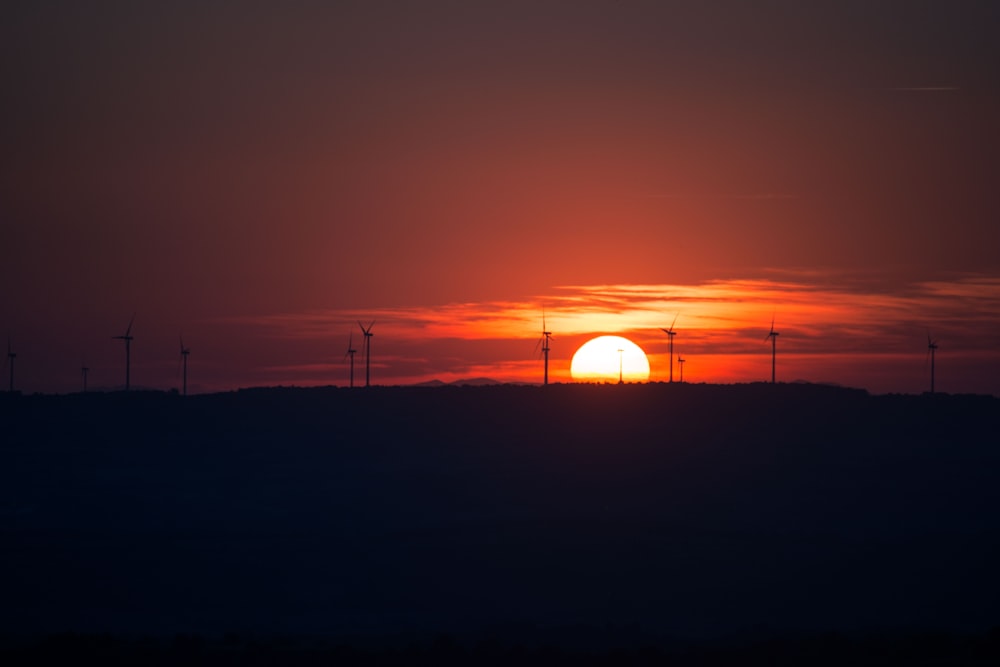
(6, 338), (15, 393)
(358, 321), (374, 387)
(179, 336), (190, 396)
(344, 331), (357, 388)
(112, 313), (135, 391)
(927, 333), (938, 394)
(81, 364), (89, 393)
(660, 313), (678, 382)
(678, 355), (686, 383)
(535, 311), (552, 386)
(765, 315), (779, 384)
(617, 347), (624, 384)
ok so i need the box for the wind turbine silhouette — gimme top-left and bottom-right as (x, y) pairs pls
(535, 311), (552, 386)
(81, 364), (89, 393)
(358, 321), (374, 387)
(112, 313), (135, 391)
(660, 313), (678, 382)
(617, 347), (624, 384)
(678, 355), (686, 383)
(765, 314), (779, 384)
(6, 338), (15, 393)
(344, 331), (357, 388)
(179, 336), (190, 396)
(926, 333), (939, 394)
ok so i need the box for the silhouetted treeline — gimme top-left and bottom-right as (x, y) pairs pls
(1, 383), (998, 655)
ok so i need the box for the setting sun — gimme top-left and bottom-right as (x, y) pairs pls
(570, 336), (650, 383)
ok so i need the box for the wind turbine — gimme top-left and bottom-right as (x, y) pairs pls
(927, 333), (939, 394)
(81, 364), (89, 393)
(179, 336), (190, 396)
(535, 311), (552, 386)
(617, 347), (624, 384)
(765, 314), (779, 384)
(358, 321), (374, 387)
(6, 338), (15, 393)
(678, 355), (686, 383)
(660, 313), (678, 382)
(112, 313), (135, 391)
(344, 331), (357, 388)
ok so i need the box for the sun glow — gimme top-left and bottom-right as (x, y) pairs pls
(571, 336), (650, 383)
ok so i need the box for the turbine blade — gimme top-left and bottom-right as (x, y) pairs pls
(669, 312), (678, 332)
(125, 313), (135, 337)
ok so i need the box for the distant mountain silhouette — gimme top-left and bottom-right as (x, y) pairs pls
(412, 378), (448, 387)
(413, 376), (504, 387)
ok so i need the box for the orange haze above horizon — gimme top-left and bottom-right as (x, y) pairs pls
(8, 273), (981, 397)
(2, 3), (999, 397)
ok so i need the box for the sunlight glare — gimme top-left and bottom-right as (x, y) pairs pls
(570, 335), (650, 382)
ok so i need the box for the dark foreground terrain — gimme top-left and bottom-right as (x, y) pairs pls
(2, 383), (998, 663)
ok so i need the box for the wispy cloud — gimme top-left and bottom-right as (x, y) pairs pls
(219, 272), (1000, 393)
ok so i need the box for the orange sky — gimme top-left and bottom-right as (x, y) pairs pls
(2, 2), (998, 395)
(195, 272), (1000, 395)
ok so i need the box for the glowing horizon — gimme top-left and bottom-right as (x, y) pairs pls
(5, 272), (1000, 396)
(206, 271), (1000, 395)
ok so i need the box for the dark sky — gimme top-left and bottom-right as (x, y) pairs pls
(3, 1), (999, 393)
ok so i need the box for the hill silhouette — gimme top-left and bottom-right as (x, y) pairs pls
(412, 376), (505, 387)
(1, 383), (998, 660)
